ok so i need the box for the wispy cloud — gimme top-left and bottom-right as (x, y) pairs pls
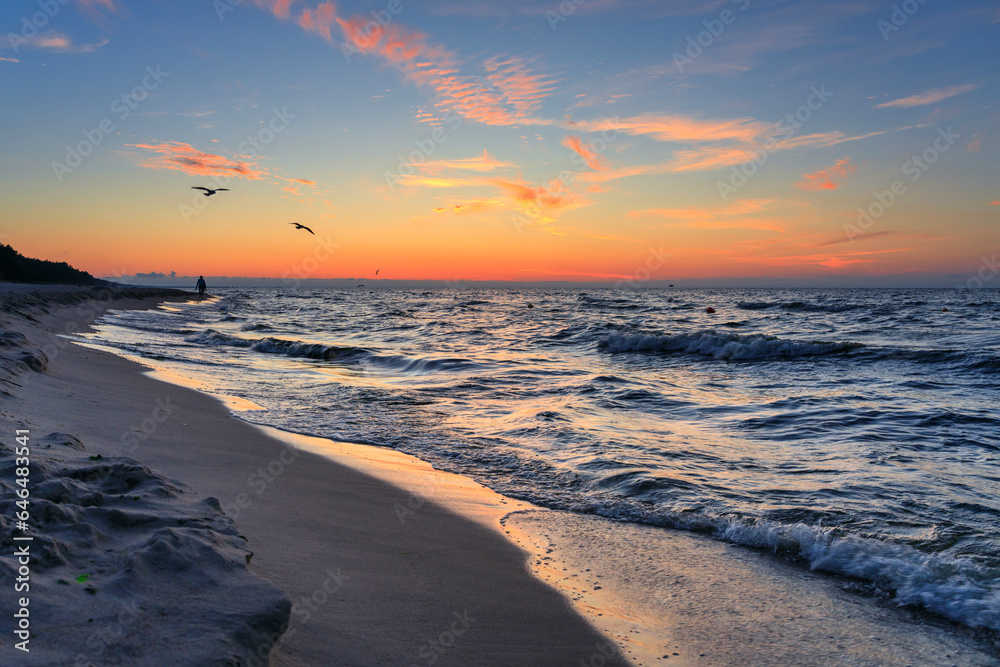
(417, 150), (515, 174)
(433, 197), (506, 214)
(567, 120), (920, 177)
(251, 0), (296, 20)
(729, 247), (917, 269)
(255, 3), (557, 126)
(127, 142), (268, 179)
(812, 230), (898, 247)
(875, 85), (978, 109)
(0, 57), (20, 63)
(562, 136), (608, 170)
(629, 199), (796, 232)
(75, 0), (121, 20)
(795, 158), (856, 191)
(575, 113), (773, 144)
(30, 31), (109, 53)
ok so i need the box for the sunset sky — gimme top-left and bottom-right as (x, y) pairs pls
(1, 0), (997, 286)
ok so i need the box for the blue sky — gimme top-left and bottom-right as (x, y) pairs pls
(1, 0), (997, 286)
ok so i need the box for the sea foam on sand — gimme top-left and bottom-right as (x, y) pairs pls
(0, 431), (290, 665)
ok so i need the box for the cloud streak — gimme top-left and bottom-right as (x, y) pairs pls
(795, 158), (856, 191)
(254, 2), (557, 126)
(562, 136), (608, 170)
(127, 142), (268, 179)
(875, 85), (978, 109)
(29, 31), (109, 53)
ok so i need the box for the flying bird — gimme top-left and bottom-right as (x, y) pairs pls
(375, 269), (380, 276)
(289, 222), (315, 235)
(191, 187), (229, 197)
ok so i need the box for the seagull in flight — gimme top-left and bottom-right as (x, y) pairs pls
(290, 222), (315, 235)
(375, 269), (380, 276)
(191, 187), (229, 197)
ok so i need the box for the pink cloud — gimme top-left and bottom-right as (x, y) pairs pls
(574, 114), (773, 145)
(875, 85), (977, 109)
(30, 31), (109, 53)
(252, 0), (296, 19)
(562, 136), (607, 170)
(127, 142), (268, 179)
(75, 0), (119, 16)
(297, 2), (338, 41)
(482, 56), (558, 118)
(795, 158), (856, 191)
(257, 4), (555, 127)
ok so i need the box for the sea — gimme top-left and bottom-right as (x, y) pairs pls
(79, 287), (1000, 639)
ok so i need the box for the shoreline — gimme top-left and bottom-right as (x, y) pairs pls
(0, 290), (630, 665)
(1, 288), (997, 665)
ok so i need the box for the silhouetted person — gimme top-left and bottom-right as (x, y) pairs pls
(196, 276), (207, 296)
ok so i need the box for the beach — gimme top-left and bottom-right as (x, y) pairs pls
(1, 287), (998, 666)
(0, 288), (628, 665)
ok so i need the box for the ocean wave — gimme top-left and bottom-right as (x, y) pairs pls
(186, 329), (364, 361)
(719, 520), (1000, 632)
(369, 354), (483, 375)
(598, 331), (859, 360)
(551, 496), (1000, 633)
(736, 300), (858, 313)
(240, 322), (271, 332)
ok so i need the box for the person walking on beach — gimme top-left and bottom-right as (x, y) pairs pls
(196, 275), (207, 297)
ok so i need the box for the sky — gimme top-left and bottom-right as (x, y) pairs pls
(1, 0), (997, 287)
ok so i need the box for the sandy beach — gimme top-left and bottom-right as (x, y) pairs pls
(1, 288), (997, 666)
(0, 288), (629, 665)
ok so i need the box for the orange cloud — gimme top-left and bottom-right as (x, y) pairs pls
(395, 174), (482, 189)
(562, 136), (607, 170)
(291, 178), (316, 185)
(432, 198), (506, 215)
(576, 114), (772, 144)
(630, 199), (787, 220)
(567, 116), (921, 176)
(795, 158), (856, 191)
(628, 199), (800, 232)
(127, 142), (268, 179)
(490, 178), (583, 219)
(258, 4), (555, 127)
(417, 150), (513, 174)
